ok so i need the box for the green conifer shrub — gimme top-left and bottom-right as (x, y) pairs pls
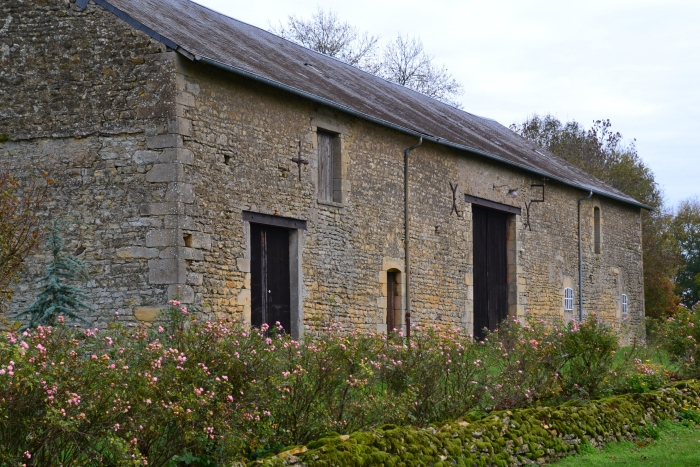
(19, 219), (95, 327)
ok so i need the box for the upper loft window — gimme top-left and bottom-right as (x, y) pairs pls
(622, 294), (628, 316)
(317, 130), (341, 203)
(594, 207), (601, 254)
(564, 287), (573, 311)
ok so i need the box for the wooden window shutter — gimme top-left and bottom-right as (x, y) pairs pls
(317, 131), (334, 202)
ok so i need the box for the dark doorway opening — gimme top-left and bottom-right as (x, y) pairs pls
(251, 223), (291, 333)
(473, 205), (509, 340)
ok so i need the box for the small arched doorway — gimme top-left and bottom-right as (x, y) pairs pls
(386, 269), (401, 332)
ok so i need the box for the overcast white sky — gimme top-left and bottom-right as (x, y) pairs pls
(194, 0), (699, 208)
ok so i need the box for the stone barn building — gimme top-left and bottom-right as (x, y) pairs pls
(0, 0), (649, 339)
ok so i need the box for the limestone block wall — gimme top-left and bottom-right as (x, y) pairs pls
(0, 0), (644, 337)
(173, 56), (645, 338)
(515, 182), (645, 341)
(0, 0), (190, 324)
(175, 57), (479, 333)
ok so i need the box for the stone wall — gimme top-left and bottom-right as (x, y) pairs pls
(175, 55), (645, 339)
(0, 0), (181, 324)
(1, 0), (645, 338)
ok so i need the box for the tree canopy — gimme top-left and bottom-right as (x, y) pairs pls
(672, 197), (700, 306)
(510, 115), (660, 208)
(511, 114), (681, 319)
(270, 8), (381, 74)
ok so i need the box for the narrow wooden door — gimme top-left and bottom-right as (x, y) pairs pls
(473, 206), (508, 340)
(386, 271), (397, 332)
(251, 224), (291, 333)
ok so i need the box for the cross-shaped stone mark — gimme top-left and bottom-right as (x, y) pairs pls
(291, 140), (308, 181)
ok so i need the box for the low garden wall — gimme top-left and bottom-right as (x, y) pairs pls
(259, 381), (700, 467)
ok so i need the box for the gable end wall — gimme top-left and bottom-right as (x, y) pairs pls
(0, 0), (196, 324)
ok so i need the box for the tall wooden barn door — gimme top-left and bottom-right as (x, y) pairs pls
(473, 205), (508, 340)
(251, 223), (291, 332)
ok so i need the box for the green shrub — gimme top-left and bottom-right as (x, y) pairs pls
(19, 219), (96, 328)
(481, 316), (566, 409)
(381, 325), (489, 425)
(0, 306), (655, 465)
(619, 357), (670, 393)
(558, 313), (623, 399)
(655, 302), (700, 379)
(679, 406), (700, 425)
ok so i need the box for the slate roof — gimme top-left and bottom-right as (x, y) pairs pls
(91, 0), (649, 209)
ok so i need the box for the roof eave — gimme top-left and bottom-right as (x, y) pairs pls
(195, 56), (653, 211)
(91, 0), (652, 212)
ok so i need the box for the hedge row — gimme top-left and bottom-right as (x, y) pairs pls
(254, 380), (700, 467)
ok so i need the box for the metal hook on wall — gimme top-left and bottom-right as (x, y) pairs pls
(449, 182), (463, 217)
(523, 177), (548, 231)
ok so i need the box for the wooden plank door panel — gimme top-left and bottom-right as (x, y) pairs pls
(251, 224), (291, 333)
(318, 131), (334, 202)
(487, 210), (508, 329)
(265, 226), (291, 332)
(473, 206), (489, 340)
(251, 223), (265, 328)
(473, 206), (508, 340)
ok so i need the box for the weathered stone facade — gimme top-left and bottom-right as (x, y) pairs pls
(1, 0), (644, 339)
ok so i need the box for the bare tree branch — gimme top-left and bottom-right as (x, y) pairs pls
(270, 8), (381, 74)
(270, 10), (464, 107)
(380, 35), (463, 108)
(0, 171), (50, 308)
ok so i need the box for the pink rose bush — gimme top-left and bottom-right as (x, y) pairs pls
(0, 304), (650, 465)
(655, 301), (700, 379)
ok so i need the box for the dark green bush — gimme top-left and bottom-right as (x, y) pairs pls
(558, 313), (623, 399)
(655, 302), (700, 379)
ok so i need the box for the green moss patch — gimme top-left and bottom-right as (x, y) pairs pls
(252, 381), (700, 466)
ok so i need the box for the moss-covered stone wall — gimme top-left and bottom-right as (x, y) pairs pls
(254, 381), (700, 467)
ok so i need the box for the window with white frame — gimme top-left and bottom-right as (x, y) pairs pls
(622, 294), (628, 315)
(564, 287), (574, 311)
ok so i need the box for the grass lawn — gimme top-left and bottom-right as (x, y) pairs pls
(553, 422), (700, 466)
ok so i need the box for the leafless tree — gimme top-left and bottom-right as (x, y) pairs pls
(380, 35), (463, 108)
(0, 171), (50, 309)
(271, 9), (464, 107)
(270, 8), (381, 74)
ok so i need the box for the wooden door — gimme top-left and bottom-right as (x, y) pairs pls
(386, 271), (397, 332)
(251, 224), (291, 333)
(473, 206), (508, 340)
